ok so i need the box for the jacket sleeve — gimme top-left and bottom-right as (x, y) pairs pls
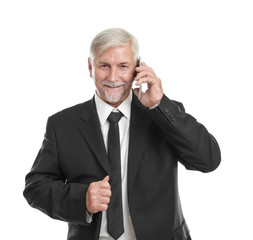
(23, 117), (90, 225)
(148, 94), (221, 172)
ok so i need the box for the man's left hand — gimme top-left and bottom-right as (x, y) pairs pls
(133, 62), (163, 108)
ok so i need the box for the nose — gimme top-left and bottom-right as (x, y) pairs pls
(108, 67), (119, 82)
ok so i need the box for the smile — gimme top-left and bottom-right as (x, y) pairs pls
(102, 80), (127, 88)
(105, 85), (123, 88)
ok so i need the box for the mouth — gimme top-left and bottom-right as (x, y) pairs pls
(103, 82), (126, 90)
(104, 85), (123, 89)
(102, 80), (127, 88)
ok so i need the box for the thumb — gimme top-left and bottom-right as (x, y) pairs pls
(102, 175), (109, 182)
(133, 87), (139, 97)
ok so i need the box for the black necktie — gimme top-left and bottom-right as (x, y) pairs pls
(107, 112), (124, 239)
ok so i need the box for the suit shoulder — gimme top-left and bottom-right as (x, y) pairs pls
(49, 99), (92, 121)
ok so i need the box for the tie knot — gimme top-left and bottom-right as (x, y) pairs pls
(107, 112), (123, 123)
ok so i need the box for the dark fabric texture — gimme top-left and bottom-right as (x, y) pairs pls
(24, 93), (221, 239)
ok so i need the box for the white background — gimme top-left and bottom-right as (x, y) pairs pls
(1, 0), (253, 239)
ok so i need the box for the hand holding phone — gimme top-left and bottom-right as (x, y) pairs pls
(134, 60), (164, 108)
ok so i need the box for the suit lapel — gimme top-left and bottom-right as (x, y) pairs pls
(78, 94), (151, 187)
(128, 94), (152, 191)
(79, 98), (111, 176)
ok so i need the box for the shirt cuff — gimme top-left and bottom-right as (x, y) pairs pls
(149, 101), (160, 110)
(86, 211), (93, 223)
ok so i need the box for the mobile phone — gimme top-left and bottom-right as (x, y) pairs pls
(137, 57), (142, 100)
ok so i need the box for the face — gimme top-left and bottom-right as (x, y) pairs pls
(88, 41), (136, 108)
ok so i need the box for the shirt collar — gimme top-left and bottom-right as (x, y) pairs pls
(95, 91), (132, 127)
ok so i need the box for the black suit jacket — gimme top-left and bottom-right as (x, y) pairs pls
(23, 93), (221, 240)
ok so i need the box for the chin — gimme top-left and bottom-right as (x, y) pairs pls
(103, 89), (126, 104)
(105, 95), (124, 104)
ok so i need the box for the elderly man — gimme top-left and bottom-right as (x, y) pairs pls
(24, 28), (221, 240)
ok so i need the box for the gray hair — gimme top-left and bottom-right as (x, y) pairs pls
(90, 28), (139, 63)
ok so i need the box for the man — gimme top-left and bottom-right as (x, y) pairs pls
(23, 28), (221, 240)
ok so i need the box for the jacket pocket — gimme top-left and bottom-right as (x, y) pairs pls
(172, 220), (191, 240)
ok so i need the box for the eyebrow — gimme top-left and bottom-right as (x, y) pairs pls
(96, 61), (108, 65)
(96, 61), (131, 65)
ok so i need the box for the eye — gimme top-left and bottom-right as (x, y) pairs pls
(121, 65), (128, 68)
(99, 64), (109, 69)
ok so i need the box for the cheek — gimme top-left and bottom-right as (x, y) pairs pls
(94, 70), (106, 84)
(121, 70), (135, 83)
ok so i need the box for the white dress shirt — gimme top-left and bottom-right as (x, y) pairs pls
(93, 91), (136, 240)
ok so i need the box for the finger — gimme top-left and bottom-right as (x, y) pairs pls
(99, 196), (111, 204)
(100, 204), (109, 212)
(138, 61), (147, 67)
(102, 175), (109, 182)
(133, 87), (143, 100)
(135, 76), (155, 86)
(142, 62), (154, 72)
(136, 62), (155, 74)
(133, 87), (141, 97)
(100, 175), (109, 185)
(135, 62), (149, 72)
(100, 179), (111, 189)
(135, 70), (155, 80)
(89, 203), (109, 213)
(99, 188), (112, 198)
(93, 194), (111, 204)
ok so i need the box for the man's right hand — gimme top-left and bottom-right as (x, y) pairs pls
(86, 176), (111, 214)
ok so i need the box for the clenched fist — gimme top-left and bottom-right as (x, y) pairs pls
(86, 176), (111, 214)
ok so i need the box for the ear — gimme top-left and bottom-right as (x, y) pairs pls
(88, 57), (93, 78)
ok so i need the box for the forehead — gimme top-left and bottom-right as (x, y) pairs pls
(95, 42), (135, 62)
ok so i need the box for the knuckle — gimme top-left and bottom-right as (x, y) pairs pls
(103, 204), (108, 211)
(108, 190), (112, 197)
(89, 182), (96, 190)
(90, 189), (97, 196)
(89, 203), (96, 209)
(90, 195), (96, 201)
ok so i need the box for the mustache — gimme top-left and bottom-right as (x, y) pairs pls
(102, 81), (127, 88)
